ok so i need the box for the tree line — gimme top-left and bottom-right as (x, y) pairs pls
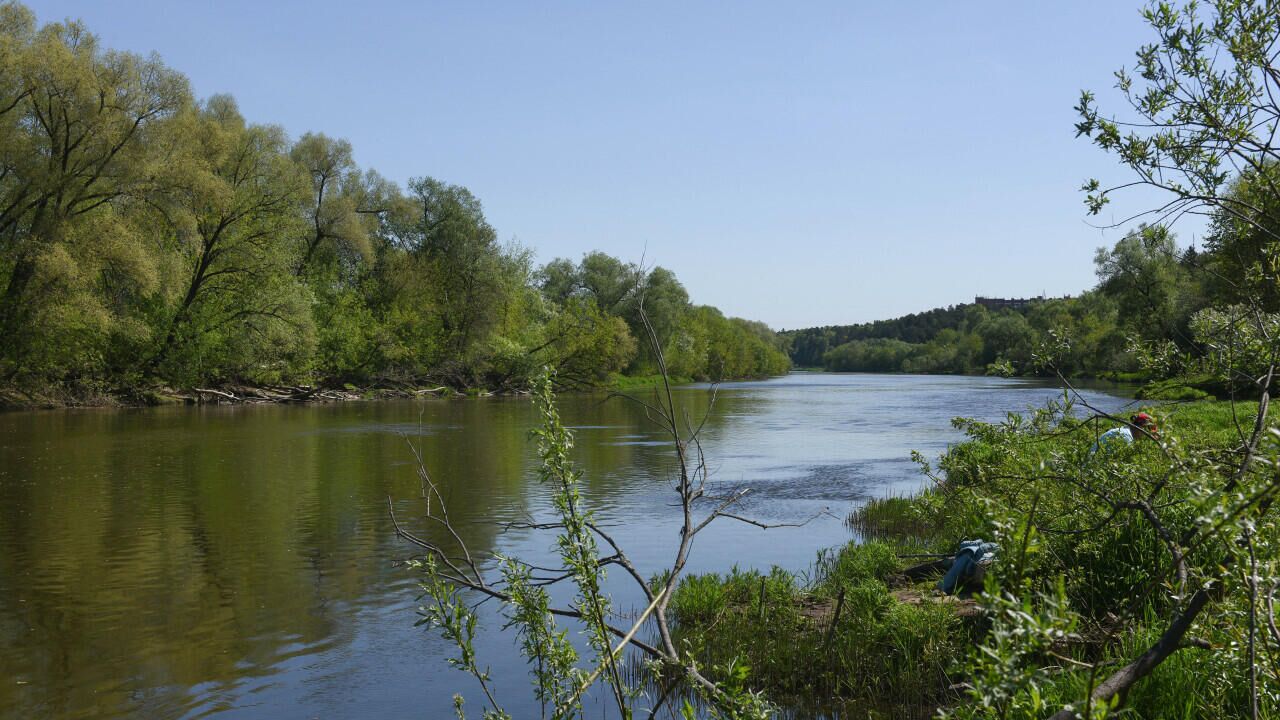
(784, 209), (1276, 383)
(0, 2), (789, 398)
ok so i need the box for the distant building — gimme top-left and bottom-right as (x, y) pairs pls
(974, 295), (1044, 311)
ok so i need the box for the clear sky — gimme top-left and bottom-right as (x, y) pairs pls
(26, 1), (1203, 329)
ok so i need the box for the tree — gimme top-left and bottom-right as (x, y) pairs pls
(1094, 224), (1198, 341)
(404, 177), (509, 362)
(533, 296), (637, 387)
(534, 253), (694, 375)
(0, 1), (797, 396)
(395, 366), (782, 719)
(0, 3), (189, 377)
(823, 337), (915, 373)
(536, 256), (581, 303)
(1075, 0), (1280, 237)
(576, 251), (637, 313)
(1201, 164), (1280, 310)
(1017, 1), (1280, 714)
(290, 133), (379, 279)
(147, 96), (311, 381)
(974, 311), (1036, 369)
(623, 266), (689, 372)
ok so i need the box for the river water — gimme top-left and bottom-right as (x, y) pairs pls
(0, 373), (1135, 719)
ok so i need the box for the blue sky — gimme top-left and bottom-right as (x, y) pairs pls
(27, 1), (1202, 329)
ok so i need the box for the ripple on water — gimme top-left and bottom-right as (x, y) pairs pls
(0, 373), (1137, 720)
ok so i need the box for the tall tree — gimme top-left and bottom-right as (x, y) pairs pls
(148, 96), (309, 380)
(289, 133), (379, 279)
(1094, 224), (1197, 341)
(404, 177), (509, 360)
(0, 4), (189, 376)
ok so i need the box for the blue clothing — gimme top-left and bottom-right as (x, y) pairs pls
(1090, 427), (1133, 455)
(938, 539), (998, 594)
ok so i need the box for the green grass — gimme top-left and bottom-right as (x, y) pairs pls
(1096, 370), (1150, 383)
(1137, 377), (1214, 400)
(605, 373), (695, 391)
(846, 495), (947, 549)
(675, 399), (1272, 717)
(883, 399), (1270, 718)
(666, 542), (970, 715)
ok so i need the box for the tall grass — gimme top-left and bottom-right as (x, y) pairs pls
(666, 542), (971, 717)
(671, 400), (1273, 718)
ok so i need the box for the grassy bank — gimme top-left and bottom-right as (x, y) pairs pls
(666, 543), (971, 718)
(606, 373), (696, 392)
(668, 398), (1274, 718)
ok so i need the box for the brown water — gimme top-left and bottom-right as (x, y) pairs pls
(0, 373), (1134, 719)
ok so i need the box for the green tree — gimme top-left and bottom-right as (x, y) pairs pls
(1093, 224), (1198, 341)
(823, 337), (916, 373)
(148, 96), (311, 382)
(623, 266), (689, 373)
(290, 133), (376, 278)
(536, 256), (581, 303)
(1076, 0), (1280, 239)
(576, 251), (637, 313)
(0, 3), (189, 378)
(1201, 164), (1280, 310)
(404, 177), (509, 362)
(974, 311), (1036, 369)
(534, 297), (637, 387)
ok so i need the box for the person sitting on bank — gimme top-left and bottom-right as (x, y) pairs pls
(1091, 412), (1157, 454)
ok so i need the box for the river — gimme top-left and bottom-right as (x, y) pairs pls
(0, 372), (1135, 719)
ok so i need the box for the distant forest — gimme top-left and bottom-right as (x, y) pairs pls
(783, 220), (1271, 380)
(0, 3), (789, 399)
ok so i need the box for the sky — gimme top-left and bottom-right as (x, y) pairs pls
(25, 1), (1207, 329)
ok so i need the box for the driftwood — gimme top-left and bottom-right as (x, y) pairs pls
(193, 387), (240, 402)
(191, 385), (362, 405)
(184, 382), (512, 405)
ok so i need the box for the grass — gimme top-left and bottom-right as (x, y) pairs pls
(606, 373), (695, 391)
(1137, 376), (1214, 401)
(670, 399), (1273, 718)
(846, 495), (946, 549)
(665, 542), (971, 716)
(899, 399), (1270, 717)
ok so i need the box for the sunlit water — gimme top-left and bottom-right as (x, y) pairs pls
(0, 373), (1135, 718)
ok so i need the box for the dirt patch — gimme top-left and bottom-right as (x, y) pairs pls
(892, 588), (981, 617)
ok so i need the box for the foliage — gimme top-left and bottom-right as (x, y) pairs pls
(943, 582), (1085, 720)
(1188, 304), (1280, 389)
(666, 542), (967, 714)
(538, 255), (791, 382)
(875, 397), (1280, 718)
(0, 2), (788, 396)
(1093, 224), (1199, 343)
(400, 366), (798, 719)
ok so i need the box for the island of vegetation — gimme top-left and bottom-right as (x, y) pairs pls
(0, 2), (789, 409)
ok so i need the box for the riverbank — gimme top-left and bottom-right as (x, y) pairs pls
(667, 398), (1268, 717)
(0, 372), (764, 411)
(0, 381), (455, 411)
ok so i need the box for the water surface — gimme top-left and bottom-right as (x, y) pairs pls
(0, 373), (1134, 718)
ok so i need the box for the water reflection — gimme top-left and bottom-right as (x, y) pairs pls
(0, 374), (1134, 718)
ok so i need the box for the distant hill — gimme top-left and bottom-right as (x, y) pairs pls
(781, 304), (986, 367)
